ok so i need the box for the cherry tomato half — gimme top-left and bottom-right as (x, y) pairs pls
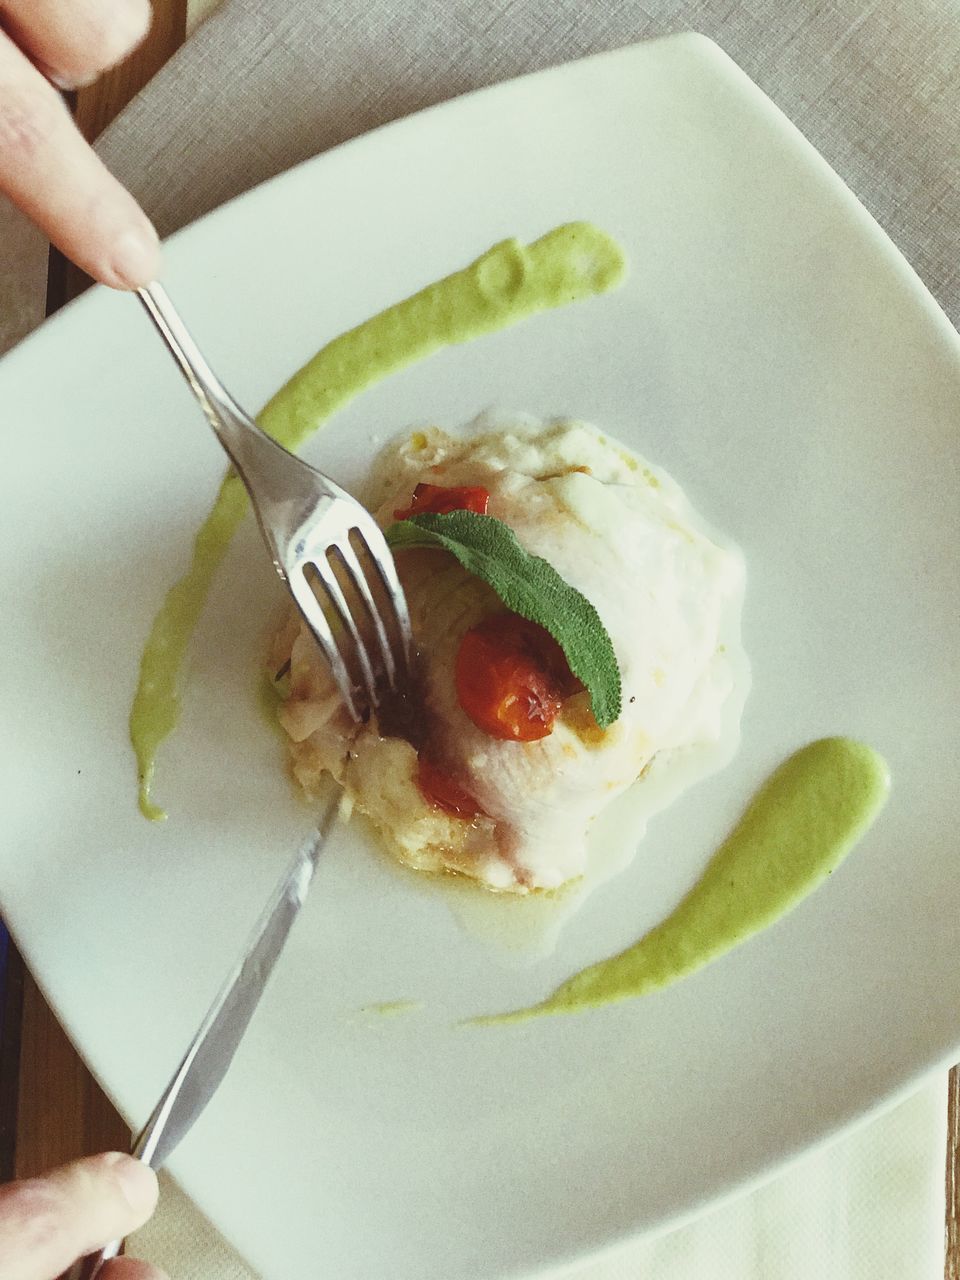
(455, 613), (575, 742)
(416, 755), (484, 818)
(394, 482), (490, 520)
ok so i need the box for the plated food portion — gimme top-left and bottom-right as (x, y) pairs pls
(270, 415), (748, 895)
(129, 222), (627, 821)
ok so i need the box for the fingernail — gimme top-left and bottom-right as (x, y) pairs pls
(41, 65), (98, 92)
(104, 1153), (158, 1215)
(110, 221), (161, 289)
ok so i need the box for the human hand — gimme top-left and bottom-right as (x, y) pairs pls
(0, 1152), (167, 1280)
(0, 0), (161, 287)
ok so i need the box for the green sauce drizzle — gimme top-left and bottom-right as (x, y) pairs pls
(476, 738), (890, 1023)
(129, 223), (627, 818)
(359, 1000), (422, 1019)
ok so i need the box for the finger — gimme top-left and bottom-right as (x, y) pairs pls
(0, 31), (160, 287)
(101, 1258), (170, 1280)
(0, 0), (152, 89)
(0, 1153), (158, 1280)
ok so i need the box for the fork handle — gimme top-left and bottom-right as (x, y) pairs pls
(137, 282), (255, 468)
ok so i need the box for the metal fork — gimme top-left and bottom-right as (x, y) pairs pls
(137, 282), (413, 719)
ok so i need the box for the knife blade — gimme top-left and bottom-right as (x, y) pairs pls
(67, 791), (340, 1279)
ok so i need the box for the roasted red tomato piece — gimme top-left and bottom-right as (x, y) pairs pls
(416, 755), (484, 818)
(455, 612), (576, 742)
(394, 482), (490, 520)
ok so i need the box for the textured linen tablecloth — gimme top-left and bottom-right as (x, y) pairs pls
(2, 0), (958, 1276)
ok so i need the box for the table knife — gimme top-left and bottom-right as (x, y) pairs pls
(66, 792), (339, 1280)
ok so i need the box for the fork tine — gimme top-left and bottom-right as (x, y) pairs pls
(288, 569), (362, 722)
(308, 555), (380, 710)
(331, 539), (398, 689)
(352, 522), (414, 674)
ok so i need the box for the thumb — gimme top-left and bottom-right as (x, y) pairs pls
(0, 1153), (159, 1280)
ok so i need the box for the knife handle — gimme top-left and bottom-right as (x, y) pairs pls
(63, 1237), (121, 1280)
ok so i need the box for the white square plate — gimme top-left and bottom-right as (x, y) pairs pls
(1, 34), (959, 1280)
